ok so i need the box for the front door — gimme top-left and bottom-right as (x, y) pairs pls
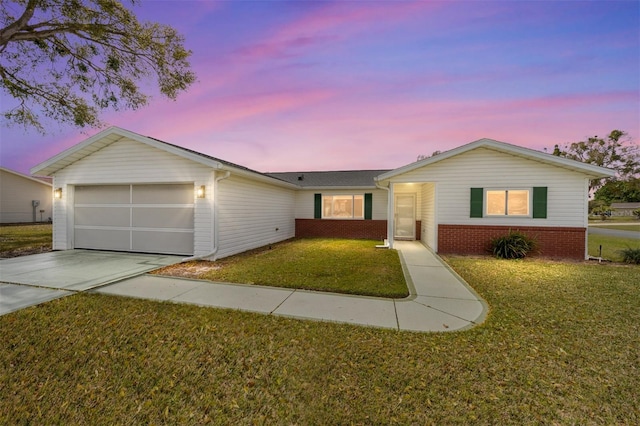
(394, 194), (415, 240)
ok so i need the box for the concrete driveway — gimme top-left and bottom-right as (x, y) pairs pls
(0, 250), (182, 316)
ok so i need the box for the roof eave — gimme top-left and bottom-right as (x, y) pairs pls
(297, 185), (379, 190)
(376, 138), (616, 181)
(1, 166), (53, 187)
(30, 127), (226, 177)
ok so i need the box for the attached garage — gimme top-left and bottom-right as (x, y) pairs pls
(30, 127), (297, 260)
(74, 184), (194, 255)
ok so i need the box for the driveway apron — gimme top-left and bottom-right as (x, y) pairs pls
(0, 250), (182, 316)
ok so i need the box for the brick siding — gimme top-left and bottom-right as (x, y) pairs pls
(437, 224), (586, 259)
(295, 219), (421, 241)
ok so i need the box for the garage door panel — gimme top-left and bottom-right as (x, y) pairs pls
(75, 229), (130, 251)
(132, 207), (194, 229)
(132, 231), (193, 255)
(75, 207), (130, 227)
(74, 184), (194, 255)
(75, 185), (130, 204)
(132, 184), (193, 204)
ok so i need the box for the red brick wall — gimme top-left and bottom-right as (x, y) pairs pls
(437, 225), (586, 259)
(295, 219), (422, 241)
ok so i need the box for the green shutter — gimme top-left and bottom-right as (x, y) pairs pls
(314, 193), (322, 219)
(532, 187), (547, 219)
(470, 188), (483, 218)
(364, 193), (373, 220)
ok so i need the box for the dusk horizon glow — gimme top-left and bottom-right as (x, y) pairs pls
(1, 0), (638, 175)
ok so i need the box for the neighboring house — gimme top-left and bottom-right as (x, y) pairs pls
(610, 202), (640, 217)
(0, 167), (53, 223)
(31, 127), (614, 260)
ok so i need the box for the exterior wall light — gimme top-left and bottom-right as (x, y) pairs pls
(196, 185), (206, 199)
(54, 188), (62, 199)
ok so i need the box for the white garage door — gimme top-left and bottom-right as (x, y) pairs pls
(74, 184), (194, 255)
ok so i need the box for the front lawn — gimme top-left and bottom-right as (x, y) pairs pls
(153, 238), (408, 298)
(588, 233), (640, 262)
(1, 259), (638, 424)
(0, 224), (52, 257)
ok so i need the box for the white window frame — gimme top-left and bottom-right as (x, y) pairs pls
(322, 194), (364, 219)
(485, 188), (532, 217)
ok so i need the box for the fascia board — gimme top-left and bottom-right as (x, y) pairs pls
(376, 138), (616, 181)
(1, 167), (52, 187)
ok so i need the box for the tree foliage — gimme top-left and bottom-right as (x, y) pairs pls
(594, 178), (640, 203)
(552, 130), (640, 192)
(0, 0), (196, 131)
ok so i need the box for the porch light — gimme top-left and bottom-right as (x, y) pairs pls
(54, 188), (62, 199)
(196, 185), (206, 198)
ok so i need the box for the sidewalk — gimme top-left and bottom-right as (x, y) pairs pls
(94, 241), (488, 332)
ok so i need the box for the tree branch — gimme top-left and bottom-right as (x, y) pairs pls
(0, 0), (38, 46)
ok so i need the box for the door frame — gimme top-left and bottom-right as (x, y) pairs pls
(394, 193), (416, 240)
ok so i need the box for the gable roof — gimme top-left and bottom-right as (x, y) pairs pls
(375, 138), (616, 182)
(30, 127), (297, 189)
(268, 170), (391, 189)
(1, 166), (52, 187)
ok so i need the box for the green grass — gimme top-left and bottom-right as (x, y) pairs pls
(1, 258), (638, 424)
(154, 238), (408, 298)
(589, 233), (640, 262)
(590, 224), (640, 232)
(0, 224), (52, 256)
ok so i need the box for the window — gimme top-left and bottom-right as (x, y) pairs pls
(322, 195), (364, 219)
(486, 189), (530, 216)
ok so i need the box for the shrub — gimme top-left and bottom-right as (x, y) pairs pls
(619, 247), (640, 264)
(490, 230), (536, 259)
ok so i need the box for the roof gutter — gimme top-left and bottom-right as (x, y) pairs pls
(374, 179), (391, 249)
(181, 169), (231, 262)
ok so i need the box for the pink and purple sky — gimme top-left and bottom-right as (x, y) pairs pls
(1, 0), (639, 175)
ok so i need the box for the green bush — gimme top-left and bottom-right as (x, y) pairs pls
(490, 230), (536, 259)
(619, 247), (640, 264)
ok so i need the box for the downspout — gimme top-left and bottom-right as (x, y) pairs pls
(182, 169), (231, 262)
(374, 179), (391, 248)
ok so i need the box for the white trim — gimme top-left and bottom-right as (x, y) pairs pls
(30, 126), (298, 190)
(433, 183), (439, 252)
(321, 194), (365, 219)
(484, 188), (532, 218)
(0, 166), (52, 187)
(394, 193), (416, 239)
(375, 138), (616, 181)
(584, 178), (590, 260)
(387, 183), (395, 248)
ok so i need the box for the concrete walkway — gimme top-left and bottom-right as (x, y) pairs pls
(95, 242), (488, 332)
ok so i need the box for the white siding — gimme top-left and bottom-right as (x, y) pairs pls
(390, 148), (589, 228)
(420, 183), (436, 249)
(294, 189), (388, 219)
(216, 174), (295, 259)
(51, 138), (214, 255)
(0, 170), (52, 223)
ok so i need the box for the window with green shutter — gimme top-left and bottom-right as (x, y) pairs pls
(472, 187), (548, 218)
(315, 194), (369, 219)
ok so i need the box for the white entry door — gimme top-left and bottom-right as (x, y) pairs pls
(73, 184), (194, 255)
(394, 194), (415, 240)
